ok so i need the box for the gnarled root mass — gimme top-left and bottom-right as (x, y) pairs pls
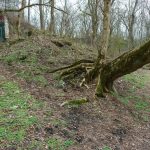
(51, 39), (150, 97)
(50, 59), (95, 80)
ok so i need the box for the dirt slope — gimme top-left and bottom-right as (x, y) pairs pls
(0, 36), (150, 150)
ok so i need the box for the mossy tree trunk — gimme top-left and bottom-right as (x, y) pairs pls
(95, 39), (150, 96)
(86, 0), (111, 82)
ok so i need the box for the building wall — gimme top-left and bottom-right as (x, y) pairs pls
(4, 16), (9, 39)
(0, 15), (5, 41)
(0, 14), (9, 40)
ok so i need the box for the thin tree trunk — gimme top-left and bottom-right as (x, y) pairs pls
(98, 0), (111, 56)
(90, 0), (99, 45)
(59, 0), (67, 37)
(21, 0), (26, 21)
(39, 0), (44, 30)
(17, 0), (26, 39)
(128, 0), (139, 49)
(49, 0), (55, 35)
(128, 28), (134, 49)
(28, 0), (30, 23)
(17, 13), (21, 39)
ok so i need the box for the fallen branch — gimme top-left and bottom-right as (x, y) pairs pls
(60, 97), (89, 107)
(49, 59), (94, 73)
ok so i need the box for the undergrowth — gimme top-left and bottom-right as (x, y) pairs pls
(47, 138), (74, 150)
(0, 76), (74, 149)
(113, 72), (150, 122)
(0, 76), (40, 147)
(123, 72), (150, 89)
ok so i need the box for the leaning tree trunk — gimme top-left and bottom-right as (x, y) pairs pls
(49, 0), (55, 35)
(95, 39), (150, 96)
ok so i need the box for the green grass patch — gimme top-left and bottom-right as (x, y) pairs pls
(135, 101), (149, 110)
(54, 80), (65, 89)
(51, 119), (67, 127)
(1, 49), (38, 65)
(113, 72), (150, 121)
(16, 70), (48, 86)
(32, 75), (48, 86)
(17, 70), (33, 80)
(123, 72), (150, 89)
(142, 115), (149, 122)
(27, 140), (45, 150)
(102, 146), (112, 150)
(47, 138), (74, 150)
(0, 77), (41, 146)
(113, 92), (150, 111)
(1, 52), (18, 64)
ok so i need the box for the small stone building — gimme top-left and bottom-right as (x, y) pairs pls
(0, 13), (9, 41)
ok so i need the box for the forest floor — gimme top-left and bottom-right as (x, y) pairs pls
(0, 35), (150, 150)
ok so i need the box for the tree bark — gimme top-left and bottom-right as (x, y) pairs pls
(49, 0), (55, 35)
(95, 39), (150, 96)
(28, 0), (30, 23)
(128, 0), (139, 49)
(88, 0), (99, 45)
(16, 0), (26, 39)
(21, 0), (26, 21)
(39, 0), (44, 30)
(86, 0), (111, 82)
(17, 13), (21, 39)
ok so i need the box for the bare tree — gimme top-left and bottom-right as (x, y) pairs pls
(128, 0), (139, 48)
(59, 0), (70, 37)
(145, 0), (150, 39)
(17, 0), (26, 39)
(120, 0), (139, 49)
(28, 0), (30, 23)
(88, 0), (99, 44)
(78, 0), (99, 44)
(39, 0), (44, 30)
(21, 0), (26, 21)
(49, 0), (55, 34)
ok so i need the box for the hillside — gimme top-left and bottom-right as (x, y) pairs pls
(0, 35), (150, 150)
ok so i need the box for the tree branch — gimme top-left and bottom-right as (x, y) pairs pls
(0, 2), (67, 14)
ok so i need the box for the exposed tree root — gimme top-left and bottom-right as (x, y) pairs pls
(49, 59), (94, 73)
(50, 60), (95, 81)
(50, 39), (150, 97)
(60, 63), (94, 80)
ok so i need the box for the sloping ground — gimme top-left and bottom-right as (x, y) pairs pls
(0, 36), (150, 150)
